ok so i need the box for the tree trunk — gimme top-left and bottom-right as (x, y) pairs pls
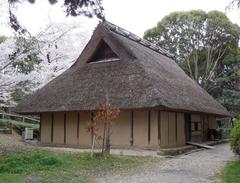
(102, 123), (106, 155)
(91, 134), (95, 157)
(102, 123), (111, 155)
(105, 124), (111, 154)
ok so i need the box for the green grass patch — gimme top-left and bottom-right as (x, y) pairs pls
(221, 160), (240, 183)
(0, 150), (148, 183)
(0, 151), (66, 174)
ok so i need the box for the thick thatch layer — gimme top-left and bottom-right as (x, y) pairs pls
(15, 21), (230, 116)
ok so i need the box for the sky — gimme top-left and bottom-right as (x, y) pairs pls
(0, 0), (240, 37)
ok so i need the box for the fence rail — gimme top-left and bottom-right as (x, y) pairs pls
(0, 112), (39, 124)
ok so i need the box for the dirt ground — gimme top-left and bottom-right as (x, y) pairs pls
(0, 131), (32, 155)
(42, 146), (160, 157)
(95, 143), (237, 183)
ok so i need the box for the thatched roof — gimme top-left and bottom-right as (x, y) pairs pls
(15, 21), (230, 116)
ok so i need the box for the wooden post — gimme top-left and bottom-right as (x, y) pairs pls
(175, 112), (178, 145)
(168, 112), (170, 146)
(158, 111), (161, 145)
(64, 113), (66, 144)
(130, 111), (134, 146)
(77, 112), (80, 145)
(39, 114), (42, 142)
(91, 112), (94, 145)
(148, 111), (151, 144)
(51, 113), (54, 144)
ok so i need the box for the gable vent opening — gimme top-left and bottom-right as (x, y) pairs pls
(88, 40), (120, 63)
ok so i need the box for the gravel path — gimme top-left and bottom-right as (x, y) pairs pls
(42, 146), (160, 157)
(95, 143), (236, 183)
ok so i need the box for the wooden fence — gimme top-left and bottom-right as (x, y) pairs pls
(0, 112), (39, 124)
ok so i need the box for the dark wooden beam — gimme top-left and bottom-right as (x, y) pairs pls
(39, 114), (42, 142)
(158, 111), (161, 145)
(51, 113), (54, 143)
(175, 112), (178, 145)
(130, 111), (134, 146)
(168, 112), (169, 146)
(64, 113), (66, 144)
(77, 112), (80, 144)
(148, 111), (151, 144)
(91, 112), (94, 145)
(184, 113), (192, 142)
(201, 115), (204, 141)
(189, 114), (192, 141)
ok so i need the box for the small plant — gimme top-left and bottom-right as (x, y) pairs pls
(87, 101), (120, 156)
(230, 119), (240, 155)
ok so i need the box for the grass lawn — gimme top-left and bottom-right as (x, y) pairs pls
(0, 150), (151, 183)
(221, 160), (240, 183)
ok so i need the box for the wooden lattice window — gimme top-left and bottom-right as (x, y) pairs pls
(191, 122), (202, 132)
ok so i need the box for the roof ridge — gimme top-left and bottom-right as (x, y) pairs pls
(101, 21), (174, 58)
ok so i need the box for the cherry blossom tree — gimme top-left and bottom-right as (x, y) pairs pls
(0, 21), (93, 107)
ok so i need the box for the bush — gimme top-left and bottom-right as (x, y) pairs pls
(230, 119), (240, 155)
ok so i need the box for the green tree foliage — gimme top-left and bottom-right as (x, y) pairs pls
(9, 37), (42, 74)
(10, 80), (34, 103)
(144, 10), (239, 87)
(214, 49), (240, 115)
(144, 10), (240, 116)
(230, 119), (240, 155)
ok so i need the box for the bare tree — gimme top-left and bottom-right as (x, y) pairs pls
(87, 101), (120, 156)
(5, 0), (104, 34)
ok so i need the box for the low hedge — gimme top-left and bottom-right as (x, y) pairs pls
(230, 119), (240, 155)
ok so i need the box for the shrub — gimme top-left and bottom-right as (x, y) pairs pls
(230, 119), (240, 155)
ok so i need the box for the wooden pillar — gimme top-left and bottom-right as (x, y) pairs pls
(148, 111), (151, 144)
(51, 113), (54, 144)
(64, 113), (66, 144)
(91, 112), (94, 145)
(158, 111), (161, 145)
(77, 112), (80, 144)
(39, 114), (42, 142)
(160, 111), (169, 148)
(175, 112), (178, 145)
(130, 111), (134, 146)
(168, 112), (170, 146)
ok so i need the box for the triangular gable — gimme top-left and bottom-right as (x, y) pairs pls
(72, 23), (135, 68)
(87, 40), (119, 63)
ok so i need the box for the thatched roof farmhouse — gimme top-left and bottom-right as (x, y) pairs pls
(15, 21), (229, 148)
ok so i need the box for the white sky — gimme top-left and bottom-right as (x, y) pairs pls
(0, 0), (240, 37)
